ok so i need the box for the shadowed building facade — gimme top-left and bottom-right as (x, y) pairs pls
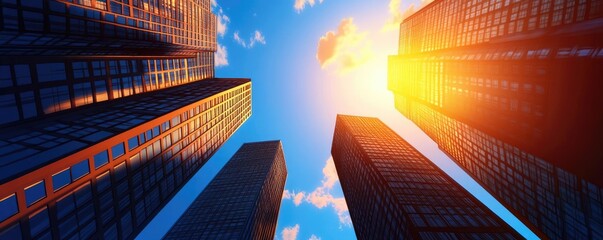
(331, 115), (522, 240)
(388, 0), (603, 238)
(164, 141), (287, 240)
(0, 0), (252, 239)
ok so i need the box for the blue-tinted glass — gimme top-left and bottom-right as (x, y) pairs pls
(96, 172), (111, 192)
(72, 159), (89, 180)
(0, 65), (12, 87)
(112, 143), (125, 159)
(114, 163), (127, 181)
(128, 136), (139, 151)
(25, 181), (46, 206)
(22, 0), (43, 8)
(94, 80), (108, 102)
(139, 133), (146, 144)
(29, 208), (49, 237)
(14, 65), (31, 86)
(73, 82), (93, 107)
(36, 63), (65, 82)
(0, 194), (18, 222)
(72, 62), (89, 79)
(152, 126), (160, 137)
(0, 94), (19, 124)
(94, 150), (109, 169)
(40, 86), (70, 114)
(52, 169), (71, 191)
(0, 223), (22, 240)
(20, 91), (37, 118)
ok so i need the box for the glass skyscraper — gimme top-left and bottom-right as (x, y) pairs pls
(164, 141), (287, 240)
(388, 0), (603, 239)
(0, 0), (251, 239)
(331, 115), (522, 240)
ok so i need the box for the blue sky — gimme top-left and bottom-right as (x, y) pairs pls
(137, 1), (539, 239)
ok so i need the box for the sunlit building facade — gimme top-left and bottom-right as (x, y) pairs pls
(165, 141), (287, 239)
(388, 0), (603, 239)
(0, 0), (216, 124)
(0, 0), (252, 239)
(331, 115), (522, 240)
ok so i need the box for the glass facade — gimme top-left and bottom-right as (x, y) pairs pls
(0, 54), (214, 125)
(164, 141), (287, 240)
(0, 0), (216, 56)
(0, 0), (248, 238)
(389, 0), (603, 239)
(0, 79), (251, 239)
(331, 115), (522, 239)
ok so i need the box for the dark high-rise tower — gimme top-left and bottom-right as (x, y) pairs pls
(388, 0), (603, 238)
(0, 1), (251, 239)
(331, 115), (522, 240)
(164, 141), (287, 240)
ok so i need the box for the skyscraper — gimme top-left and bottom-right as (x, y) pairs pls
(331, 115), (522, 239)
(388, 0), (603, 239)
(164, 141), (287, 240)
(0, 0), (251, 239)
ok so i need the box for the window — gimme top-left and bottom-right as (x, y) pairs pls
(0, 65), (12, 87)
(0, 194), (18, 222)
(40, 86), (70, 114)
(25, 181), (46, 206)
(72, 159), (90, 180)
(36, 63), (66, 82)
(52, 169), (71, 191)
(128, 136), (139, 151)
(14, 65), (31, 86)
(94, 80), (108, 102)
(74, 82), (93, 107)
(94, 150), (109, 169)
(0, 94), (19, 124)
(20, 91), (37, 118)
(72, 62), (89, 79)
(112, 143), (125, 159)
(29, 208), (50, 237)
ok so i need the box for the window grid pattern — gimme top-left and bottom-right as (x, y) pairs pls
(0, 52), (214, 126)
(390, 1), (603, 239)
(164, 141), (287, 240)
(0, 78), (251, 239)
(392, 95), (603, 239)
(400, 0), (602, 55)
(331, 115), (521, 240)
(0, 0), (216, 56)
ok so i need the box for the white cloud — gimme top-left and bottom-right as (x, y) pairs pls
(383, 0), (435, 31)
(216, 8), (230, 37)
(294, 0), (324, 13)
(282, 157), (352, 227)
(282, 190), (305, 206)
(215, 44), (228, 67)
(317, 18), (373, 73)
(309, 235), (321, 240)
(233, 30), (267, 48)
(293, 192), (305, 206)
(281, 224), (300, 240)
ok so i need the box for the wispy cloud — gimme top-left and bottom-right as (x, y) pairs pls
(215, 44), (228, 67)
(283, 157), (352, 226)
(294, 0), (324, 13)
(383, 0), (434, 31)
(316, 18), (372, 74)
(282, 190), (305, 206)
(212, 0), (229, 67)
(216, 8), (230, 37)
(309, 234), (321, 240)
(282, 224), (300, 240)
(233, 30), (266, 48)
